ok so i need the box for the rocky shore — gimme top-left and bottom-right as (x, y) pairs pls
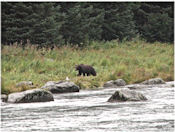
(1, 78), (173, 103)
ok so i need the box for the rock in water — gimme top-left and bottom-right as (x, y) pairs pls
(108, 89), (147, 102)
(141, 78), (165, 85)
(7, 89), (54, 103)
(114, 79), (126, 86)
(1, 94), (8, 102)
(41, 81), (80, 93)
(103, 79), (126, 87)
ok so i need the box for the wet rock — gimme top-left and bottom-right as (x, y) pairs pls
(7, 89), (54, 103)
(41, 81), (80, 93)
(165, 81), (174, 88)
(43, 81), (56, 87)
(103, 79), (126, 87)
(1, 94), (8, 102)
(16, 81), (33, 87)
(141, 78), (166, 85)
(170, 84), (174, 87)
(108, 89), (147, 102)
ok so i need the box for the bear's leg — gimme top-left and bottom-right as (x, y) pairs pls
(87, 73), (90, 76)
(83, 73), (86, 76)
(78, 71), (81, 76)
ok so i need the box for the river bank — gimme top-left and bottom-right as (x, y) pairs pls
(2, 78), (167, 103)
(2, 40), (174, 94)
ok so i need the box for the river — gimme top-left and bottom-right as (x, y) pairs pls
(1, 82), (174, 132)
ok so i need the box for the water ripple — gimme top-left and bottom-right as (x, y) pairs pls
(1, 82), (174, 132)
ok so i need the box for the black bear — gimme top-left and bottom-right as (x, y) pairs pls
(75, 64), (96, 76)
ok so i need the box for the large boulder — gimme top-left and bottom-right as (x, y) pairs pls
(108, 89), (147, 102)
(141, 78), (166, 85)
(41, 81), (80, 93)
(103, 79), (126, 87)
(7, 89), (54, 103)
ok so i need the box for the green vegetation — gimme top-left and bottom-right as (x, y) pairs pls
(2, 40), (174, 94)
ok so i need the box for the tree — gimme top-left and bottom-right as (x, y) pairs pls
(1, 2), (64, 46)
(134, 2), (174, 42)
(29, 3), (64, 46)
(142, 13), (173, 42)
(101, 2), (137, 41)
(1, 2), (32, 44)
(58, 2), (104, 45)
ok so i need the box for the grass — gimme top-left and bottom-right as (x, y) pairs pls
(1, 39), (174, 94)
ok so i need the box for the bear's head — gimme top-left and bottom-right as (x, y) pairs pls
(75, 64), (84, 71)
(75, 65), (79, 71)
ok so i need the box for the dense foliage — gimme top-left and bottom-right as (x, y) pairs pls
(1, 2), (174, 46)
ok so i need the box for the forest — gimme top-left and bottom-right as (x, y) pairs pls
(1, 2), (174, 47)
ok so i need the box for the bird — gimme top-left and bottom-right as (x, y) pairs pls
(66, 77), (70, 81)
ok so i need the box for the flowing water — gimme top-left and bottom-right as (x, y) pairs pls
(1, 82), (174, 132)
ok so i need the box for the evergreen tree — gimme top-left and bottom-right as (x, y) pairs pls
(134, 2), (174, 42)
(101, 2), (137, 41)
(142, 12), (173, 42)
(2, 2), (64, 46)
(2, 2), (32, 44)
(29, 3), (64, 46)
(59, 2), (104, 45)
